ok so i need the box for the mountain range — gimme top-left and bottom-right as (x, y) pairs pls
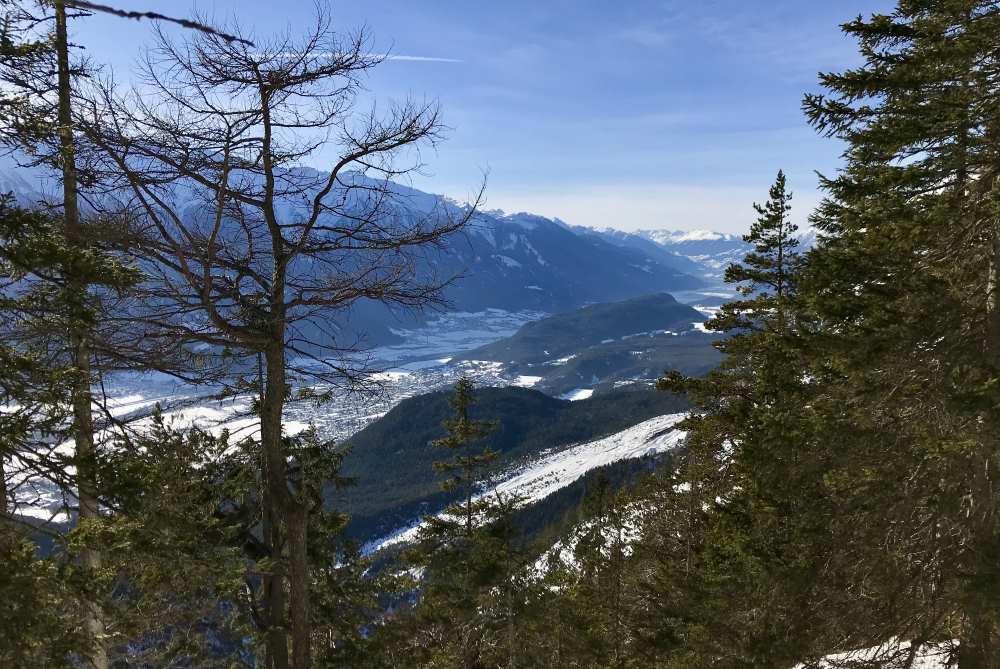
(0, 159), (743, 346)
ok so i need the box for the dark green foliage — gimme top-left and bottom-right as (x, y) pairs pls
(638, 3), (1000, 667)
(649, 170), (826, 667)
(0, 525), (85, 668)
(379, 380), (532, 669)
(430, 378), (499, 536)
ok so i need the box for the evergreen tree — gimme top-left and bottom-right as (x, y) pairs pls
(430, 377), (500, 538)
(795, 3), (1000, 665)
(0, 526), (84, 668)
(392, 378), (537, 669)
(657, 3), (1000, 667)
(656, 171), (824, 667)
(717, 169), (798, 332)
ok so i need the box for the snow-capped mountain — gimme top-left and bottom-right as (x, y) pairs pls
(634, 229), (751, 281)
(632, 228), (818, 282)
(437, 210), (704, 317)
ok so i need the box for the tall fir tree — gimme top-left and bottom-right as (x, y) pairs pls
(430, 377), (500, 538)
(796, 2), (1000, 665)
(657, 170), (825, 668)
(658, 2), (1000, 667)
(393, 378), (535, 669)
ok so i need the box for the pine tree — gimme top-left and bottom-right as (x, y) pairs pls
(718, 169), (798, 331)
(0, 526), (84, 668)
(394, 378), (539, 669)
(656, 171), (825, 667)
(430, 377), (499, 539)
(794, 2), (1000, 665)
(657, 3), (1000, 666)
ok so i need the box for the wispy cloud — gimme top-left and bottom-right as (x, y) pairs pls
(382, 54), (463, 63)
(617, 26), (672, 48)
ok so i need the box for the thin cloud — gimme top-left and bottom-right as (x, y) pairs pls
(382, 54), (463, 63)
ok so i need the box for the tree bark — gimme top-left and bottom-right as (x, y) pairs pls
(288, 504), (311, 669)
(55, 3), (108, 667)
(262, 345), (290, 669)
(0, 457), (8, 517)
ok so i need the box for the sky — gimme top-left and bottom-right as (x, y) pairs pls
(71, 0), (896, 234)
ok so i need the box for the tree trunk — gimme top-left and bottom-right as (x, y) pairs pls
(0, 457), (8, 517)
(987, 229), (1000, 362)
(55, 3), (108, 667)
(261, 339), (314, 669)
(261, 344), (290, 669)
(288, 504), (311, 669)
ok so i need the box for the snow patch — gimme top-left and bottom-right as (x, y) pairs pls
(558, 388), (594, 401)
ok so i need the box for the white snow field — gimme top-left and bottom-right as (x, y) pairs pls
(367, 413), (688, 553)
(558, 388), (594, 401)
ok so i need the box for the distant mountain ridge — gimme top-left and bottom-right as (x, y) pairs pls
(461, 293), (704, 365)
(633, 227), (817, 281)
(0, 158), (708, 345)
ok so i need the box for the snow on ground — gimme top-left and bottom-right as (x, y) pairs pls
(367, 413), (687, 553)
(559, 388), (594, 401)
(546, 354), (576, 366)
(369, 309), (545, 367)
(533, 504), (649, 576)
(793, 640), (953, 669)
(691, 304), (721, 319)
(494, 413), (686, 503)
(9, 310), (547, 526)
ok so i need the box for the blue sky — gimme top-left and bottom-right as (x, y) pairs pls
(74, 0), (894, 233)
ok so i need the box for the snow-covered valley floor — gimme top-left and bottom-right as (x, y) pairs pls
(9, 309), (547, 525)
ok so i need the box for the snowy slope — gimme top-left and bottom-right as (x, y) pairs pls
(793, 640), (953, 668)
(367, 413), (687, 552)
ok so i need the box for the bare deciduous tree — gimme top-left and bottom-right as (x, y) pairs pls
(83, 8), (482, 667)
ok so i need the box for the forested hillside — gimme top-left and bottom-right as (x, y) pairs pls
(459, 293), (722, 395)
(337, 385), (689, 540)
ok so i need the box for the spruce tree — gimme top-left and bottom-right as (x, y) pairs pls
(430, 377), (500, 538)
(658, 3), (1000, 666)
(796, 2), (1000, 665)
(398, 378), (536, 669)
(656, 171), (824, 667)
